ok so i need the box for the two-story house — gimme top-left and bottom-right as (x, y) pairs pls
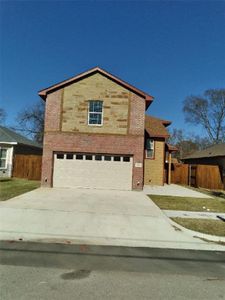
(39, 67), (174, 190)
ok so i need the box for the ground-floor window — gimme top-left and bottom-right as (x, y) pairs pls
(146, 139), (154, 159)
(0, 148), (7, 169)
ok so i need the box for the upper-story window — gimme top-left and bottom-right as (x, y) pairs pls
(0, 148), (7, 169)
(88, 100), (103, 125)
(146, 138), (154, 158)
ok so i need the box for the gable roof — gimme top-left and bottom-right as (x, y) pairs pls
(38, 67), (154, 104)
(0, 126), (42, 148)
(182, 143), (225, 160)
(145, 115), (171, 138)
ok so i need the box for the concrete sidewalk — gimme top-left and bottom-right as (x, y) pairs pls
(0, 188), (224, 251)
(164, 210), (225, 220)
(144, 184), (212, 198)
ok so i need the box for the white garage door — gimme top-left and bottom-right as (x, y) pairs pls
(53, 153), (133, 190)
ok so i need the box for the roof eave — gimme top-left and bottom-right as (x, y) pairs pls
(38, 67), (154, 102)
(162, 121), (172, 127)
(182, 154), (225, 160)
(0, 141), (18, 145)
(38, 91), (47, 100)
(146, 133), (170, 138)
(17, 142), (43, 149)
(166, 144), (178, 152)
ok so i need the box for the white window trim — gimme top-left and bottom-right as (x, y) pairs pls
(88, 100), (103, 126)
(146, 139), (154, 159)
(0, 147), (8, 170)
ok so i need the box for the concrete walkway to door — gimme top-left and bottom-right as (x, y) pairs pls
(0, 187), (223, 251)
(144, 184), (212, 198)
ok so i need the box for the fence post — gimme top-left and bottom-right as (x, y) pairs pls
(188, 164), (191, 186)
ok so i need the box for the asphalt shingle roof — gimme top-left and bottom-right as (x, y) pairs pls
(183, 143), (225, 159)
(145, 115), (170, 138)
(0, 126), (42, 148)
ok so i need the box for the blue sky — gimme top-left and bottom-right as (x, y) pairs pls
(1, 1), (225, 135)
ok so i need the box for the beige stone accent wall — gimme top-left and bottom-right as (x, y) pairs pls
(144, 140), (165, 186)
(61, 73), (132, 135)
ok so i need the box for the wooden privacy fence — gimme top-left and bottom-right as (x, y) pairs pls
(171, 163), (224, 190)
(190, 165), (224, 190)
(12, 154), (42, 180)
(171, 164), (189, 185)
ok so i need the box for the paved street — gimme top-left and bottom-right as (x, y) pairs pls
(1, 249), (225, 300)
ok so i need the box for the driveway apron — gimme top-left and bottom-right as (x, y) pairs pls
(0, 187), (223, 250)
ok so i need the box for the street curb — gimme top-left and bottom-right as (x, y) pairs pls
(168, 218), (225, 243)
(0, 240), (225, 263)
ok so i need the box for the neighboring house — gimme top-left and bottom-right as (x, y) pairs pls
(182, 143), (225, 186)
(0, 126), (42, 178)
(39, 67), (175, 190)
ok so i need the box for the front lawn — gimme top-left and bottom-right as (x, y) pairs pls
(0, 178), (40, 201)
(149, 195), (225, 213)
(172, 218), (225, 237)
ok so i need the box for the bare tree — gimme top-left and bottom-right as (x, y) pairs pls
(14, 101), (45, 144)
(168, 128), (199, 159)
(168, 128), (212, 159)
(183, 89), (225, 143)
(0, 108), (6, 124)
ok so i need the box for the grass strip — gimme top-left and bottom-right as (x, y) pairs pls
(171, 217), (225, 237)
(149, 195), (225, 213)
(0, 178), (40, 201)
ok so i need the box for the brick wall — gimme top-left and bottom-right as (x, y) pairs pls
(44, 89), (62, 131)
(42, 132), (144, 189)
(62, 73), (130, 135)
(129, 93), (145, 135)
(144, 139), (165, 186)
(41, 72), (146, 190)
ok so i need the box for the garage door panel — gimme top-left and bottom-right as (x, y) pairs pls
(53, 154), (132, 190)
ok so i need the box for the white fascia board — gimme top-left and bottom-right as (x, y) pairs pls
(0, 142), (18, 145)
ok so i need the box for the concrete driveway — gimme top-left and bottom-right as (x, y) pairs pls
(0, 187), (223, 250)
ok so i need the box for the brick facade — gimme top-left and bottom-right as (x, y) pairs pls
(144, 139), (165, 186)
(42, 132), (144, 189)
(62, 73), (130, 135)
(41, 72), (145, 190)
(44, 89), (62, 132)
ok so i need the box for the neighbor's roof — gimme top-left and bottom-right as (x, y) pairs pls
(145, 115), (171, 138)
(38, 66), (154, 103)
(0, 126), (42, 148)
(183, 143), (225, 159)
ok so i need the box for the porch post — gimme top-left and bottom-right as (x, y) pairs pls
(168, 152), (172, 185)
